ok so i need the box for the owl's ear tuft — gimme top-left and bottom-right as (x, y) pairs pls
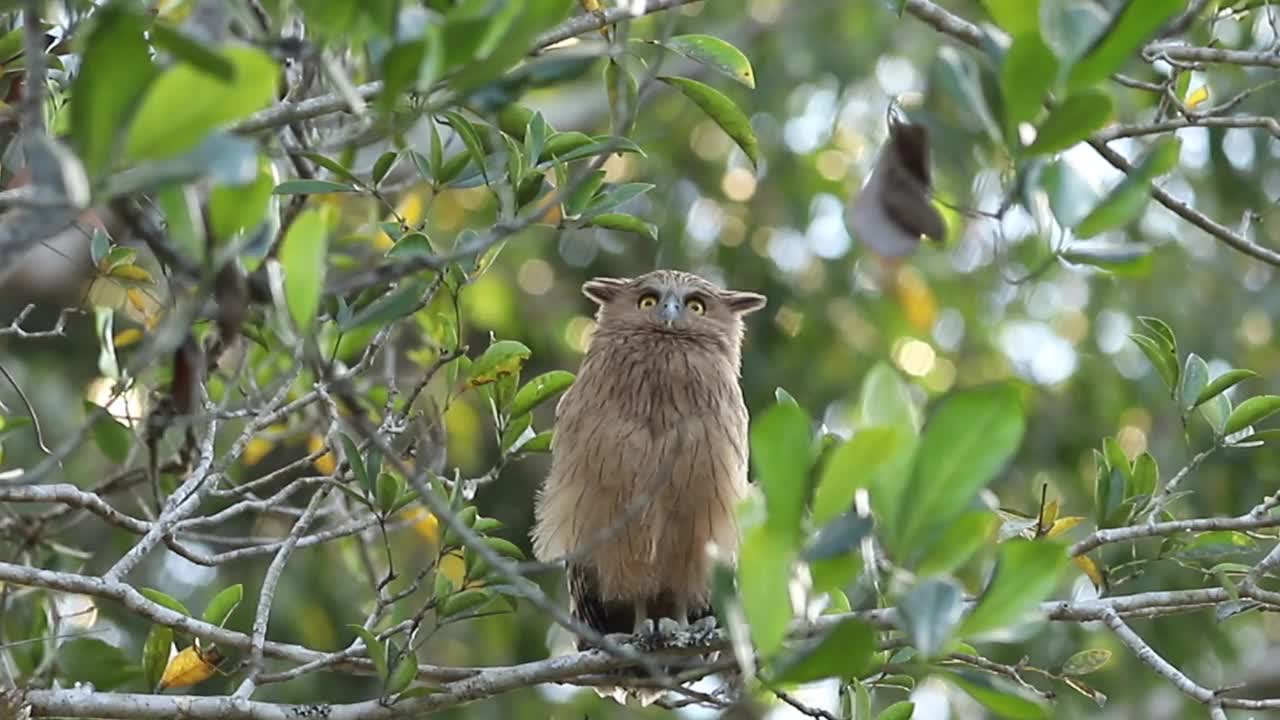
(722, 290), (767, 315)
(582, 277), (629, 305)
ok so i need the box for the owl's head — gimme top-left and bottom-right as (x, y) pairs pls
(581, 270), (766, 348)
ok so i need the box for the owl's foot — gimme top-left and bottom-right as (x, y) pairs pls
(692, 615), (718, 633)
(633, 617), (655, 636)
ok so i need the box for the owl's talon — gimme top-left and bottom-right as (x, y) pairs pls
(692, 615), (718, 632)
(657, 617), (681, 636)
(634, 618), (655, 636)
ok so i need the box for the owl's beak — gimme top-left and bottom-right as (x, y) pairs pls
(658, 294), (682, 326)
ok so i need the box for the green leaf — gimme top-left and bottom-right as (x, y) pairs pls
(738, 525), (794, 658)
(662, 35), (756, 88)
(86, 400), (131, 463)
(896, 578), (964, 658)
(1195, 369), (1257, 409)
(519, 431), (553, 453)
(1200, 392), (1231, 437)
(1103, 436), (1132, 491)
(588, 212), (658, 241)
(1025, 90), (1112, 155)
(70, 5), (155, 179)
(1131, 452), (1158, 499)
(280, 208), (330, 331)
(202, 584), (243, 628)
(1062, 648), (1112, 676)
(773, 619), (874, 683)
(959, 539), (1068, 638)
(439, 588), (492, 617)
(340, 280), (429, 332)
(386, 648), (418, 695)
(659, 76), (760, 168)
(859, 362), (921, 433)
(1061, 242), (1152, 276)
(141, 624), (172, 689)
(1129, 334), (1178, 392)
(372, 151), (399, 187)
(1001, 32), (1058, 131)
(1074, 137), (1180, 238)
(272, 179), (359, 195)
(750, 402), (812, 541)
(1225, 396), (1280, 436)
(126, 46), (279, 160)
(140, 588), (192, 617)
(980, 0), (1041, 35)
(442, 111), (490, 186)
(509, 371), (575, 419)
(1180, 353), (1210, 414)
(916, 511), (998, 577)
(483, 536), (526, 560)
(1137, 316), (1177, 354)
(57, 638), (138, 691)
(812, 427), (906, 526)
(896, 384), (1026, 553)
(604, 59), (638, 136)
(564, 170), (606, 218)
(339, 433), (368, 492)
(210, 156), (276, 240)
(386, 233), (434, 259)
(804, 513), (873, 562)
(377, 473), (401, 516)
(878, 701), (916, 720)
(944, 671), (1049, 720)
(1065, 0), (1183, 91)
(350, 625), (388, 679)
(467, 340), (532, 388)
(301, 152), (363, 187)
(581, 183), (655, 220)
(148, 23), (235, 81)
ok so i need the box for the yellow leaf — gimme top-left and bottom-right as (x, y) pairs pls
(439, 551), (466, 588)
(405, 507), (441, 544)
(1040, 499), (1059, 529)
(1046, 516), (1086, 538)
(243, 436), (275, 467)
(308, 433), (336, 475)
(1185, 85), (1209, 109)
(113, 328), (144, 348)
(1073, 555), (1106, 590)
(109, 265), (154, 283)
(895, 266), (937, 332)
(159, 645), (221, 689)
(126, 288), (151, 314)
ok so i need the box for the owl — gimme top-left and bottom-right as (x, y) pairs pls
(532, 270), (767, 651)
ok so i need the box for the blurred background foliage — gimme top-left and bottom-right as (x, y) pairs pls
(3, 0), (1280, 718)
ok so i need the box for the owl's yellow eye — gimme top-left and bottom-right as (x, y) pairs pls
(638, 294), (658, 309)
(687, 298), (706, 315)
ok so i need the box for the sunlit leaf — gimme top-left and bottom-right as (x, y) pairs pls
(1065, 0), (1183, 91)
(750, 402), (812, 541)
(279, 208), (330, 331)
(662, 35), (756, 88)
(1225, 396), (1280, 436)
(959, 539), (1068, 638)
(70, 5), (155, 179)
(1025, 90), (1112, 155)
(980, 0), (1040, 35)
(509, 371), (575, 419)
(126, 46), (279, 160)
(659, 76), (760, 167)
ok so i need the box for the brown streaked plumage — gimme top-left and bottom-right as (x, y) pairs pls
(532, 269), (767, 648)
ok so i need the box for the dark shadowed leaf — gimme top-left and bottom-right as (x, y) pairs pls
(340, 279), (430, 332)
(896, 578), (964, 658)
(916, 511), (998, 577)
(142, 625), (173, 689)
(58, 638), (138, 690)
(774, 619), (874, 683)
